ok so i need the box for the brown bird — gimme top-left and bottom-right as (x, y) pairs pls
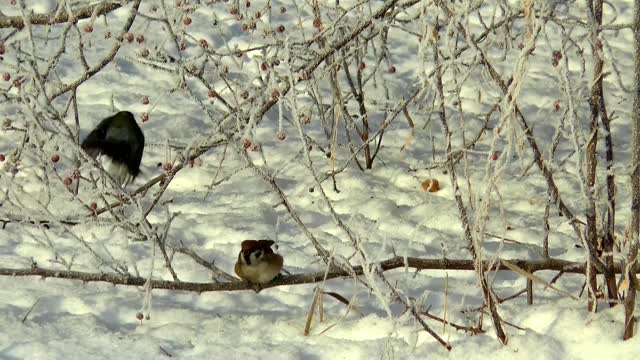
(234, 240), (283, 284)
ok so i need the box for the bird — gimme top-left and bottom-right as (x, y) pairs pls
(234, 239), (283, 284)
(81, 111), (145, 187)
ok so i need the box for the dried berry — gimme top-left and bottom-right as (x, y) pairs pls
(2, 73), (9, 82)
(313, 18), (322, 28)
(388, 66), (396, 74)
(136, 34), (145, 44)
(51, 153), (60, 163)
(208, 89), (217, 98)
(141, 112), (149, 122)
(84, 25), (93, 33)
(0, 154), (5, 162)
(183, 17), (192, 26)
(199, 39), (208, 48)
(276, 25), (285, 33)
(125, 33), (134, 43)
(63, 177), (73, 186)
(276, 131), (286, 141)
(142, 96), (149, 105)
(421, 179), (440, 192)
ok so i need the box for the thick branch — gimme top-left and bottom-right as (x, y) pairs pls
(0, 2), (123, 28)
(2, 257), (638, 293)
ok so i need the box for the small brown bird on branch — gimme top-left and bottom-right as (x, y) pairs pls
(234, 240), (283, 284)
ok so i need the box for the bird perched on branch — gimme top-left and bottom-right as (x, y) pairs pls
(235, 240), (283, 284)
(81, 111), (145, 187)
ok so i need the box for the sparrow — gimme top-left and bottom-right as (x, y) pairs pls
(81, 111), (145, 187)
(234, 240), (283, 284)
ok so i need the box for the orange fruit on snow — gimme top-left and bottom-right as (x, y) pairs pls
(421, 179), (440, 192)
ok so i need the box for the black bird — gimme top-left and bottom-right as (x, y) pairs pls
(81, 111), (145, 187)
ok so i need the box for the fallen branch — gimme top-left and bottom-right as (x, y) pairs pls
(1, 257), (638, 293)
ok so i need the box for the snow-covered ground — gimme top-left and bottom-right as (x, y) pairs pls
(0, 1), (638, 359)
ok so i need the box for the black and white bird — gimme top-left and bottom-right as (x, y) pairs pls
(81, 111), (145, 187)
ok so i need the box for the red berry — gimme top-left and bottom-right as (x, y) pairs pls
(84, 25), (93, 33)
(0, 44), (5, 55)
(63, 177), (73, 186)
(0, 154), (5, 162)
(490, 152), (499, 161)
(51, 153), (60, 163)
(388, 66), (396, 73)
(260, 63), (268, 71)
(183, 17), (192, 26)
(359, 62), (366, 70)
(276, 25), (285, 33)
(199, 39), (208, 48)
(142, 96), (149, 105)
(553, 50), (562, 61)
(250, 143), (260, 152)
(242, 139), (252, 149)
(276, 131), (286, 141)
(208, 89), (217, 98)
(163, 163), (173, 172)
(10, 0), (16, 5)
(136, 34), (145, 43)
(126, 33), (134, 43)
(313, 18), (322, 28)
(2, 73), (9, 81)
(141, 112), (149, 122)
